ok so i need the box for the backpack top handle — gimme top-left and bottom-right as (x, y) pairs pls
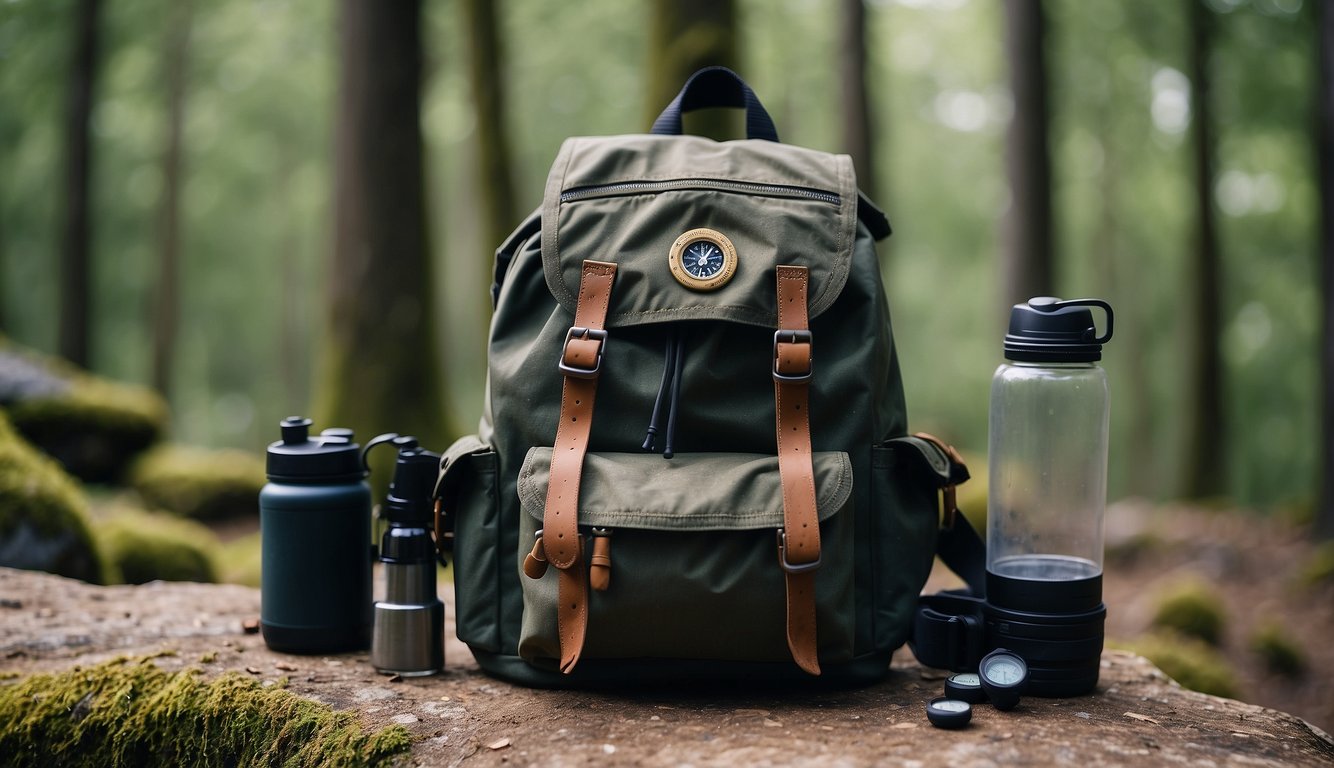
(650, 66), (780, 143)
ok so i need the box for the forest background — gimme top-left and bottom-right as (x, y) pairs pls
(0, 0), (1328, 521)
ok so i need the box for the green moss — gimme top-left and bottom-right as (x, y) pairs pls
(0, 411), (112, 584)
(217, 531), (262, 587)
(1150, 579), (1227, 646)
(1249, 621), (1307, 677)
(1115, 632), (1240, 699)
(98, 507), (219, 584)
(130, 445), (265, 520)
(0, 657), (412, 767)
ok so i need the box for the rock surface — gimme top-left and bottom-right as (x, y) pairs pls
(2, 567), (1331, 767)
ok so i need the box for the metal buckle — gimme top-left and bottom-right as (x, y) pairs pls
(776, 529), (821, 574)
(772, 329), (813, 382)
(558, 326), (608, 378)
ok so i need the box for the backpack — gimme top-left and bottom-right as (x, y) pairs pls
(434, 67), (978, 687)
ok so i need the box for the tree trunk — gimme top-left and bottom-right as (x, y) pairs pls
(839, 0), (877, 201)
(463, 0), (518, 261)
(1000, 0), (1054, 310)
(645, 0), (739, 141)
(58, 0), (100, 368)
(315, 0), (447, 450)
(151, 0), (192, 399)
(1183, 0), (1225, 500)
(1317, 0), (1334, 538)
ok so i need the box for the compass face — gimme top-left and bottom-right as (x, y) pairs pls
(682, 241), (725, 279)
(668, 228), (737, 291)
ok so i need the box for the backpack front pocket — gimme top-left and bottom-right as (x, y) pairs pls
(514, 448), (855, 668)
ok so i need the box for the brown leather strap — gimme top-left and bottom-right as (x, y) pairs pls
(543, 260), (617, 674)
(774, 265), (821, 675)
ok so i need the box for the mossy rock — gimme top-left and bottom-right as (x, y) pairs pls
(98, 506), (219, 584)
(1150, 579), (1226, 646)
(130, 445), (265, 520)
(1, 337), (168, 484)
(1249, 620), (1307, 678)
(0, 656), (412, 767)
(1114, 632), (1240, 699)
(0, 411), (111, 584)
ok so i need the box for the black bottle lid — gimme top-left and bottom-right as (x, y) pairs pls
(1004, 297), (1114, 363)
(266, 416), (366, 483)
(386, 437), (441, 525)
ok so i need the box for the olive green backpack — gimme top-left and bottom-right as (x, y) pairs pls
(434, 68), (974, 687)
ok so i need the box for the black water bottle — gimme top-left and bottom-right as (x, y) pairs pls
(260, 417), (372, 653)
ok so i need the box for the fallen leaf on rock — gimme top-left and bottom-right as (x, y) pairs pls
(486, 738), (511, 750)
(275, 662), (297, 672)
(1123, 712), (1160, 725)
(245, 666), (261, 675)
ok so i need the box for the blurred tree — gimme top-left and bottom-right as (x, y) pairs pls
(1001, 0), (1054, 309)
(314, 0), (447, 449)
(1183, 0), (1224, 500)
(645, 0), (739, 139)
(58, 0), (101, 368)
(463, 0), (518, 274)
(839, 0), (876, 201)
(151, 0), (192, 399)
(1318, 0), (1334, 539)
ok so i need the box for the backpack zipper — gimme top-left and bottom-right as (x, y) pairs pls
(560, 178), (841, 205)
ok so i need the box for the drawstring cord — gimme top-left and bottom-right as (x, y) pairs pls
(641, 329), (677, 452)
(642, 327), (685, 458)
(663, 333), (685, 459)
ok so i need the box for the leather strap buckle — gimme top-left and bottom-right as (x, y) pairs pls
(772, 329), (813, 382)
(776, 529), (821, 574)
(558, 326), (608, 379)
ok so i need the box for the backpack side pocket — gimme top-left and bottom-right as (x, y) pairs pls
(436, 436), (500, 653)
(870, 441), (942, 652)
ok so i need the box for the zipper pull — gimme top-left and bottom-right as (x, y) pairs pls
(523, 530), (549, 579)
(589, 527), (613, 591)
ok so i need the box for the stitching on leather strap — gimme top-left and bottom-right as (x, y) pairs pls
(774, 264), (821, 675)
(543, 260), (617, 674)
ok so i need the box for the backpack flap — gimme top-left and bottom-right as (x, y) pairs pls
(540, 135), (859, 329)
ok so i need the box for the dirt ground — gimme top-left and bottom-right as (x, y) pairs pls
(3, 500), (1332, 766)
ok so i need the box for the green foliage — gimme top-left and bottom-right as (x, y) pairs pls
(1248, 620), (1307, 678)
(129, 444), (264, 520)
(1116, 632), (1240, 699)
(98, 505), (219, 584)
(1150, 579), (1227, 646)
(217, 530), (261, 587)
(0, 410), (111, 584)
(0, 656), (412, 767)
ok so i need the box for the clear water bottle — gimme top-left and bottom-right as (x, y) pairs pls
(986, 297), (1113, 696)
